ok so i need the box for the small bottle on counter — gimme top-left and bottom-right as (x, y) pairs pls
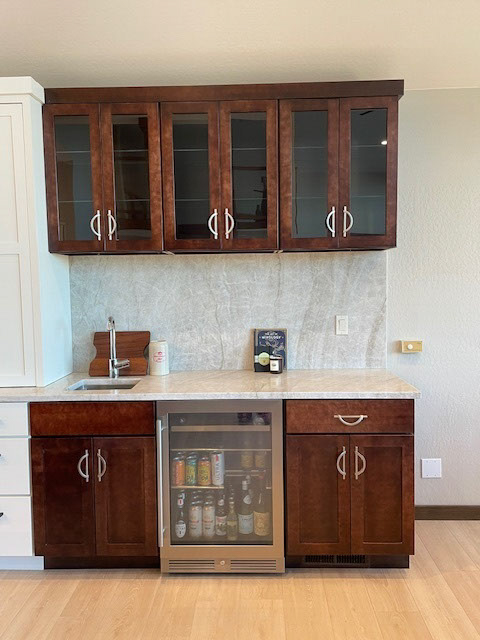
(149, 339), (169, 375)
(269, 355), (283, 374)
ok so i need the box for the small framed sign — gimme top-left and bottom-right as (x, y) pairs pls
(253, 329), (287, 372)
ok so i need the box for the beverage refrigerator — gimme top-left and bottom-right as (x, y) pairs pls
(156, 400), (284, 573)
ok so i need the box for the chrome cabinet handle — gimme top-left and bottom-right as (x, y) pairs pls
(77, 449), (89, 483)
(342, 206), (353, 237)
(354, 446), (367, 480)
(107, 210), (117, 240)
(89, 210), (102, 240)
(326, 206), (336, 238)
(224, 208), (235, 239)
(207, 209), (219, 239)
(334, 414), (368, 426)
(336, 446), (347, 479)
(97, 449), (107, 482)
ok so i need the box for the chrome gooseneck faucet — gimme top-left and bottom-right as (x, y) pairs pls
(107, 316), (130, 378)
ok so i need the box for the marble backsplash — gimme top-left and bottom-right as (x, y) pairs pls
(70, 252), (386, 371)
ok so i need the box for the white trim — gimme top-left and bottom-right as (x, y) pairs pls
(0, 77), (44, 103)
(0, 556), (44, 570)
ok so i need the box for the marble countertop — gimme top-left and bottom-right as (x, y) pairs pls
(0, 369), (420, 402)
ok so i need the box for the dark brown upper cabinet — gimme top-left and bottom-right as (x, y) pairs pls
(338, 97), (398, 249)
(44, 81), (403, 254)
(44, 103), (163, 253)
(161, 100), (278, 252)
(280, 96), (399, 250)
(280, 99), (339, 250)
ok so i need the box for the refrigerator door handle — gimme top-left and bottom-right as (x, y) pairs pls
(157, 417), (165, 548)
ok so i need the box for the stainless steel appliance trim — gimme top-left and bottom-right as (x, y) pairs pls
(157, 399), (284, 570)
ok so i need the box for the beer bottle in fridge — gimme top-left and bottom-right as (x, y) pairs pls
(226, 497), (238, 541)
(238, 479), (254, 536)
(215, 494), (227, 537)
(254, 473), (270, 537)
(174, 496), (187, 540)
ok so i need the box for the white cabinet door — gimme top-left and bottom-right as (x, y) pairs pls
(0, 104), (35, 386)
(0, 438), (30, 495)
(0, 496), (33, 556)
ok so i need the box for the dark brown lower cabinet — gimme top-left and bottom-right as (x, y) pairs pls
(31, 438), (95, 557)
(286, 435), (350, 555)
(350, 435), (414, 555)
(31, 436), (157, 558)
(94, 437), (157, 556)
(286, 434), (414, 557)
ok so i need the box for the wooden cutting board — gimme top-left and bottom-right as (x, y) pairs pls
(89, 331), (150, 377)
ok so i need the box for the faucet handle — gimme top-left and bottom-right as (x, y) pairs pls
(107, 316), (115, 330)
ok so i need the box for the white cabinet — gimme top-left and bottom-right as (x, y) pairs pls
(0, 77), (72, 387)
(0, 497), (33, 556)
(0, 402), (33, 558)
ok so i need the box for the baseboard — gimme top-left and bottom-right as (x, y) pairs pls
(0, 556), (45, 570)
(416, 505), (480, 520)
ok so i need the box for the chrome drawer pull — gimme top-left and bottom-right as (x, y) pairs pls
(326, 206), (336, 237)
(354, 446), (367, 480)
(334, 414), (368, 426)
(77, 449), (89, 483)
(207, 209), (219, 239)
(342, 206), (353, 237)
(97, 449), (107, 482)
(89, 210), (102, 240)
(336, 446), (347, 479)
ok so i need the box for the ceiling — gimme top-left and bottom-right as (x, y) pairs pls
(1, 0), (479, 90)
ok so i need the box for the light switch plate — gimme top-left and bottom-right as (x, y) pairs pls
(336, 315), (348, 335)
(421, 458), (442, 478)
(401, 340), (423, 353)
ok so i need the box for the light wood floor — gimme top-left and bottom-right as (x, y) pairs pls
(1, 521), (480, 639)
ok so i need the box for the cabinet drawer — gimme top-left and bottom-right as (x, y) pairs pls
(30, 402), (155, 436)
(286, 400), (414, 434)
(0, 403), (28, 437)
(0, 496), (33, 556)
(0, 438), (30, 495)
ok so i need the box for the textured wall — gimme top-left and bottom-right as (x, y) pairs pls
(71, 252), (386, 372)
(388, 89), (480, 505)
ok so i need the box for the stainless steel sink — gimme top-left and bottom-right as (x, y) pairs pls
(66, 378), (141, 391)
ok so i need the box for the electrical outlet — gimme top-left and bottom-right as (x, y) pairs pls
(336, 315), (348, 335)
(421, 458), (442, 478)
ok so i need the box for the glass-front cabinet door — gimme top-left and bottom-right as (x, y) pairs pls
(279, 99), (339, 250)
(161, 103), (221, 251)
(100, 103), (163, 251)
(338, 97), (398, 248)
(158, 400), (284, 572)
(219, 101), (278, 250)
(44, 104), (104, 252)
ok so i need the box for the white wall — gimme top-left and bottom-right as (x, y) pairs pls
(388, 88), (480, 505)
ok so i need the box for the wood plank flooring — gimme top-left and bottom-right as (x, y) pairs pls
(1, 521), (479, 639)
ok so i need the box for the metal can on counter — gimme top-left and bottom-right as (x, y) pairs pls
(210, 451), (225, 486)
(171, 453), (185, 486)
(185, 454), (198, 486)
(189, 500), (203, 538)
(198, 455), (211, 486)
